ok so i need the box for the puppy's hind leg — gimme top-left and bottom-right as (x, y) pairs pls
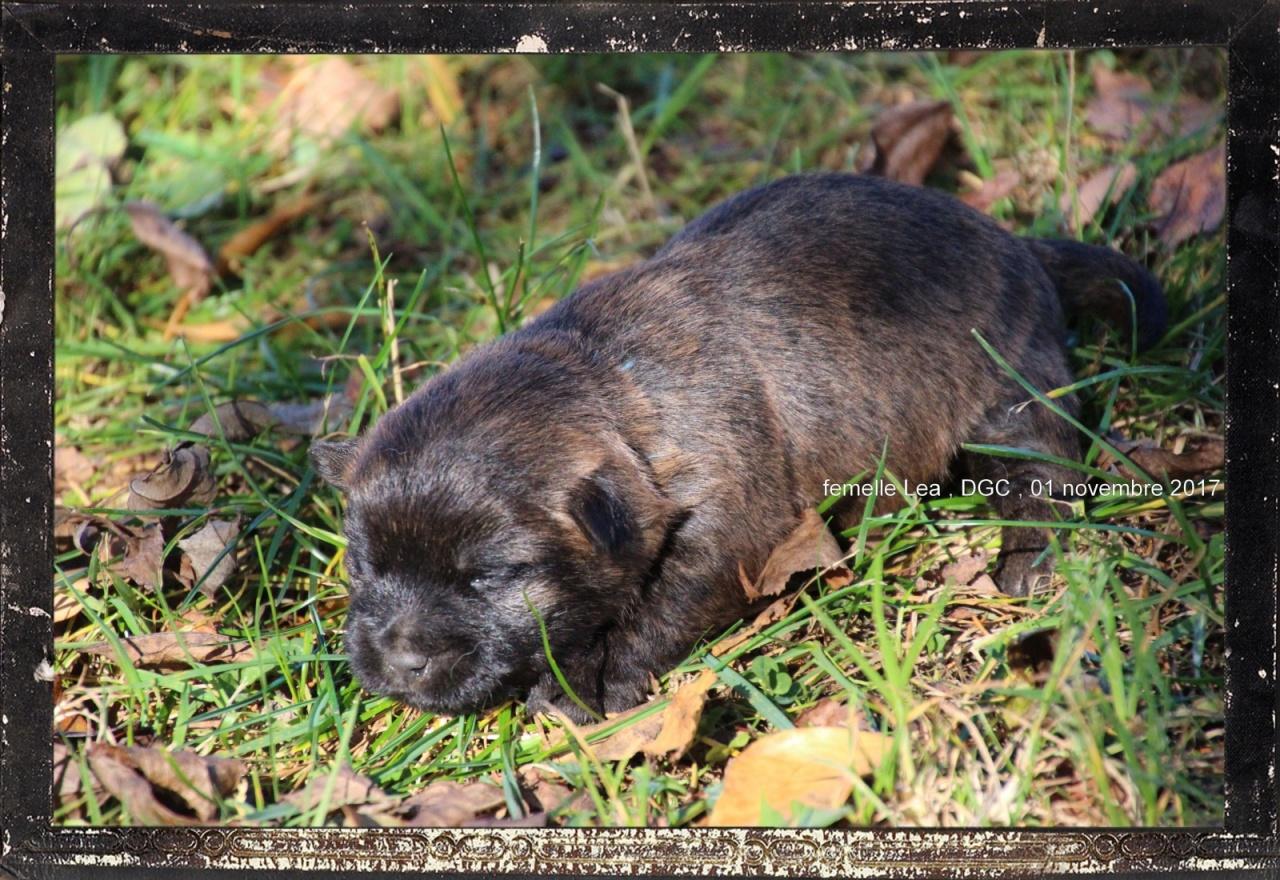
(960, 375), (1082, 597)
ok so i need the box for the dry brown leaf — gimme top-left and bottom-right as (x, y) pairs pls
(53, 587), (83, 625)
(177, 517), (241, 598)
(218, 193), (322, 272)
(969, 574), (1001, 595)
(282, 764), (394, 816)
(1114, 434), (1224, 479)
(742, 509), (845, 602)
(795, 698), (854, 728)
(1085, 67), (1154, 140)
(864, 100), (954, 186)
(87, 743), (244, 825)
(268, 395), (355, 436)
(1147, 143), (1226, 248)
(542, 671), (717, 764)
(124, 201), (214, 301)
(113, 745), (244, 822)
(158, 318), (249, 343)
(1061, 162), (1138, 231)
(958, 164), (1021, 214)
(939, 549), (991, 587)
(575, 705), (667, 763)
(87, 745), (199, 826)
(55, 741), (107, 805)
(87, 521), (167, 591)
(518, 766), (585, 815)
(127, 443), (216, 511)
(711, 591), (803, 658)
(642, 670), (717, 761)
(54, 507), (81, 543)
(55, 445), (95, 492)
(1085, 65), (1219, 144)
(395, 779), (506, 827)
(705, 726), (892, 826)
(268, 58), (399, 153)
(189, 401), (275, 442)
(84, 630), (255, 669)
(54, 703), (93, 736)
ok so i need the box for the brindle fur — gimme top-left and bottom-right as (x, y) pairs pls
(312, 172), (1166, 721)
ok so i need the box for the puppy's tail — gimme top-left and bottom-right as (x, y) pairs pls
(1028, 238), (1168, 351)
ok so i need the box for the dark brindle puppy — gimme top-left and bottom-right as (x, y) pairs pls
(312, 172), (1166, 720)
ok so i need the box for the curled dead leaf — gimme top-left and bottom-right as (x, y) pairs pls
(267, 395), (355, 436)
(705, 726), (892, 826)
(544, 670), (718, 764)
(73, 518), (167, 591)
(188, 396), (353, 441)
(968, 573), (1001, 595)
(641, 670), (718, 761)
(1148, 143), (1226, 248)
(87, 743), (244, 825)
(127, 443), (216, 511)
(189, 401), (275, 442)
(563, 703), (666, 763)
(177, 517), (241, 598)
(124, 201), (214, 301)
(84, 630), (256, 669)
(864, 99), (954, 186)
(87, 746), (198, 826)
(741, 509), (846, 602)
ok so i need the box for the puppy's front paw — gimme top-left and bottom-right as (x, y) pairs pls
(528, 670), (650, 723)
(528, 674), (604, 724)
(994, 548), (1053, 597)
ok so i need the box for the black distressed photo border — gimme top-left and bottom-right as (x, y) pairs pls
(1, 1), (1277, 876)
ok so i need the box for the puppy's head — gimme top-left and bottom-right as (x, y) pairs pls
(311, 387), (676, 716)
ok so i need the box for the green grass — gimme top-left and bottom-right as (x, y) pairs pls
(53, 49), (1224, 828)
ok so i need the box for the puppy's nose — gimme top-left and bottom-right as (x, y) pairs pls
(384, 647), (431, 677)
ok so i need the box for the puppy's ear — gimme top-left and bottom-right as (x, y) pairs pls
(568, 470), (635, 556)
(310, 437), (360, 491)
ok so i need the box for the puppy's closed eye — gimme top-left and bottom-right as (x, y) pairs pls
(568, 471), (635, 556)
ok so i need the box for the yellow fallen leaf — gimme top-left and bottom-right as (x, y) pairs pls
(540, 670), (718, 764)
(642, 670), (717, 761)
(143, 317), (248, 343)
(705, 726), (891, 826)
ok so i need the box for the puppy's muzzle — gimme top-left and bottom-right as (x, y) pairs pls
(378, 613), (466, 687)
